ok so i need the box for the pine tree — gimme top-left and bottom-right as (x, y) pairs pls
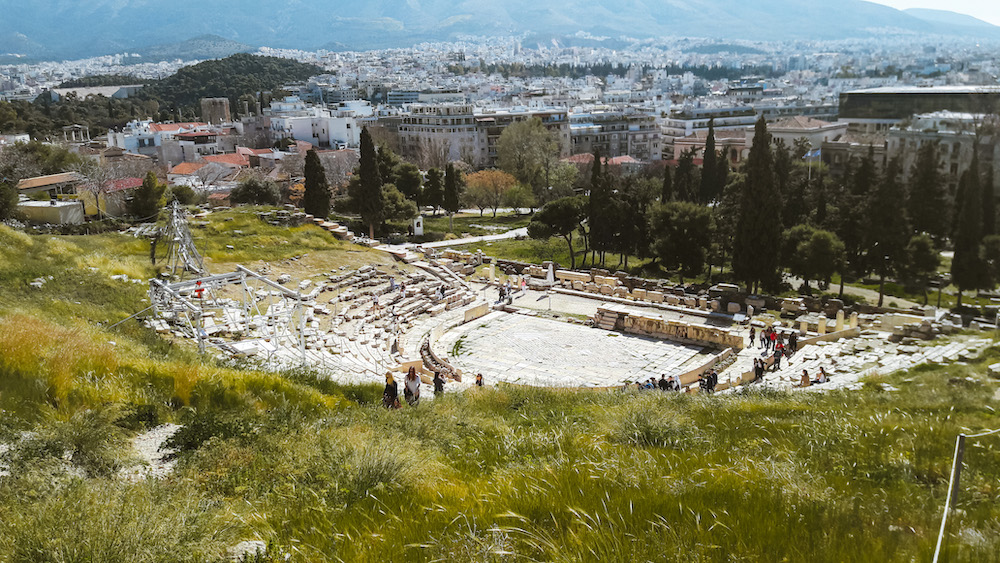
(354, 127), (384, 239)
(302, 149), (330, 218)
(733, 116), (783, 293)
(699, 118), (719, 203)
(128, 171), (166, 219)
(908, 141), (948, 240)
(866, 158), (910, 307)
(952, 153), (989, 307)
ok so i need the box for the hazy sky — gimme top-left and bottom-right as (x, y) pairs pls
(868, 0), (1000, 26)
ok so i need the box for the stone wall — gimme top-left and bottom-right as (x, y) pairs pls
(594, 306), (744, 350)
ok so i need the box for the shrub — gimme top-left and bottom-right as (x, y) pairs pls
(231, 177), (280, 206)
(168, 185), (196, 205)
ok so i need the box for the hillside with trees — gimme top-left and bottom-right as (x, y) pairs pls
(0, 54), (321, 139)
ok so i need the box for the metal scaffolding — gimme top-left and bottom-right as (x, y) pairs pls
(162, 201), (206, 279)
(149, 266), (310, 363)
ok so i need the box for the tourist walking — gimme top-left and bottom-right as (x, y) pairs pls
(772, 347), (782, 371)
(382, 372), (400, 409)
(789, 331), (798, 354)
(748, 326), (756, 349)
(475, 373), (484, 387)
(404, 366), (421, 406)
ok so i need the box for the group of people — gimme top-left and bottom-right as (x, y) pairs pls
(748, 325), (798, 354)
(382, 369), (485, 409)
(797, 367), (829, 387)
(383, 367), (446, 409)
(747, 325), (800, 372)
(626, 374), (689, 393)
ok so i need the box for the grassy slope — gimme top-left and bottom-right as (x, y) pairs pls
(1, 209), (999, 561)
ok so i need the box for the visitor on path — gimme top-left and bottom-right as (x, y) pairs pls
(776, 339), (786, 360)
(760, 328), (769, 350)
(748, 326), (756, 348)
(404, 366), (421, 406)
(433, 371), (445, 397)
(383, 372), (400, 409)
(399, 282), (406, 294)
(747, 304), (754, 321)
(475, 373), (484, 387)
(797, 369), (811, 388)
(788, 331), (798, 354)
(667, 376), (680, 391)
(520, 277), (527, 293)
(389, 278), (396, 291)
(372, 293), (380, 310)
(768, 329), (777, 351)
(658, 375), (669, 391)
(772, 348), (782, 371)
(753, 359), (764, 382)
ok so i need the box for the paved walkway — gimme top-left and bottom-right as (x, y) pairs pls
(785, 275), (921, 309)
(417, 227), (528, 249)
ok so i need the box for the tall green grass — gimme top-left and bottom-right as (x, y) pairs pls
(1, 216), (999, 561)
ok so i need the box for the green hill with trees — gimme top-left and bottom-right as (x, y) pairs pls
(0, 54), (321, 139)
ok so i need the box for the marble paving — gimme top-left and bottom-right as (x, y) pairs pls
(438, 312), (712, 387)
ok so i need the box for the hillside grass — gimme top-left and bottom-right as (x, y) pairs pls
(1, 211), (999, 561)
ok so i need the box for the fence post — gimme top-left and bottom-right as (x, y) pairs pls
(933, 433), (967, 563)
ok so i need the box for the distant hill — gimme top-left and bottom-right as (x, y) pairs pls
(136, 35), (255, 62)
(141, 53), (322, 108)
(904, 8), (997, 29)
(2, 0), (1000, 59)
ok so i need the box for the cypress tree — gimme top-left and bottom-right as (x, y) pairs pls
(699, 118), (718, 203)
(983, 166), (996, 236)
(675, 149), (696, 202)
(952, 153), (988, 307)
(443, 164), (461, 230)
(841, 148), (876, 275)
(661, 162), (673, 203)
(423, 168), (444, 214)
(866, 158), (910, 307)
(586, 150), (604, 264)
(733, 116), (782, 292)
(356, 127), (384, 239)
(908, 141), (948, 240)
(302, 149), (330, 218)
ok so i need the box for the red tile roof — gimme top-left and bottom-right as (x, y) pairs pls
(770, 116), (834, 130)
(563, 153), (595, 164)
(149, 122), (207, 133)
(237, 146), (274, 156)
(203, 153), (250, 167)
(169, 162), (208, 175)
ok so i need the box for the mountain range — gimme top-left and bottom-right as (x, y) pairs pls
(2, 0), (1000, 61)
